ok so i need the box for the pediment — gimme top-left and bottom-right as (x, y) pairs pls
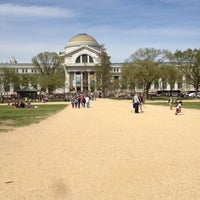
(66, 45), (100, 57)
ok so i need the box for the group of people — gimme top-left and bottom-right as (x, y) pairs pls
(132, 93), (183, 115)
(168, 96), (183, 115)
(71, 94), (92, 109)
(132, 93), (144, 113)
(12, 100), (37, 108)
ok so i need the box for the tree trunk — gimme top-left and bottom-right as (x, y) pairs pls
(144, 82), (151, 99)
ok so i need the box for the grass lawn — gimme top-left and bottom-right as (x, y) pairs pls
(0, 104), (67, 132)
(145, 101), (200, 109)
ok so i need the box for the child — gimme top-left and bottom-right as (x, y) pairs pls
(175, 100), (182, 115)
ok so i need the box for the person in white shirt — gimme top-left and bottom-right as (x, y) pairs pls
(168, 96), (173, 110)
(133, 93), (140, 113)
(85, 95), (90, 108)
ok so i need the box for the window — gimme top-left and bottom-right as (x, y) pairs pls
(75, 54), (94, 63)
(76, 56), (81, 63)
(163, 82), (167, 89)
(89, 56), (93, 63)
(154, 81), (159, 89)
(82, 54), (87, 63)
(171, 82), (175, 89)
(178, 81), (182, 89)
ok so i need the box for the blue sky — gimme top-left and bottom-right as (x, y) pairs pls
(0, 0), (200, 63)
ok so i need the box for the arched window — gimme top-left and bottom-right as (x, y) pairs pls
(76, 56), (81, 63)
(75, 54), (94, 63)
(82, 54), (87, 63)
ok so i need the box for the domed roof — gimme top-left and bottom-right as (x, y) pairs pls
(66, 33), (99, 47)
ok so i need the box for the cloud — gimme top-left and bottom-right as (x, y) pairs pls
(0, 3), (75, 18)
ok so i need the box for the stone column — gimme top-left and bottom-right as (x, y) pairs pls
(73, 72), (77, 91)
(88, 72), (91, 91)
(65, 71), (70, 93)
(81, 72), (84, 92)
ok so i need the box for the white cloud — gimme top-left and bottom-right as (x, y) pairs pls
(0, 3), (75, 18)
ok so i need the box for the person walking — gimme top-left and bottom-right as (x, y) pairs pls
(85, 95), (90, 108)
(77, 95), (81, 108)
(71, 96), (75, 108)
(133, 93), (140, 113)
(168, 96), (174, 110)
(138, 93), (144, 112)
(81, 95), (86, 107)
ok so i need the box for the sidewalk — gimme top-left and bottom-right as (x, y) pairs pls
(0, 99), (200, 200)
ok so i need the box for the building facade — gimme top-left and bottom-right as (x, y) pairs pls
(0, 33), (196, 97)
(61, 33), (122, 93)
(62, 33), (103, 92)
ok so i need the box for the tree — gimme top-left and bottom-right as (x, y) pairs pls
(159, 64), (180, 95)
(0, 68), (40, 96)
(109, 78), (120, 94)
(125, 48), (170, 99)
(32, 52), (65, 94)
(173, 48), (200, 98)
(0, 68), (21, 93)
(121, 62), (136, 93)
(95, 46), (112, 97)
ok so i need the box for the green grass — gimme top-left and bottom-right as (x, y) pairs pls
(0, 104), (67, 132)
(145, 101), (200, 109)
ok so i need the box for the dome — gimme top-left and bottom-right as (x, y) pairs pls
(66, 33), (99, 48)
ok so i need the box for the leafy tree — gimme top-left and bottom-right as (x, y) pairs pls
(95, 46), (112, 97)
(0, 68), (40, 95)
(109, 78), (120, 94)
(32, 52), (65, 94)
(159, 64), (180, 95)
(125, 48), (170, 98)
(17, 73), (37, 88)
(121, 62), (136, 93)
(173, 48), (200, 98)
(0, 68), (21, 92)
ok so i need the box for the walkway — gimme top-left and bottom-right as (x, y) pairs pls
(0, 99), (200, 200)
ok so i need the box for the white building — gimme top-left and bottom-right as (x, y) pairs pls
(0, 33), (196, 97)
(62, 33), (103, 92)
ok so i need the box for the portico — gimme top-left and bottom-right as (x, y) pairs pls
(65, 68), (95, 92)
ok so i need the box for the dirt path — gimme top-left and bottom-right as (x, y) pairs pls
(0, 99), (200, 200)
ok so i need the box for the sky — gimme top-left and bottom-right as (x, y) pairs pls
(0, 0), (200, 63)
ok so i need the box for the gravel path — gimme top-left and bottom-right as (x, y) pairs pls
(0, 99), (200, 200)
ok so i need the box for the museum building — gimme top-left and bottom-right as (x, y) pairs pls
(0, 33), (195, 96)
(0, 33), (121, 96)
(61, 33), (121, 93)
